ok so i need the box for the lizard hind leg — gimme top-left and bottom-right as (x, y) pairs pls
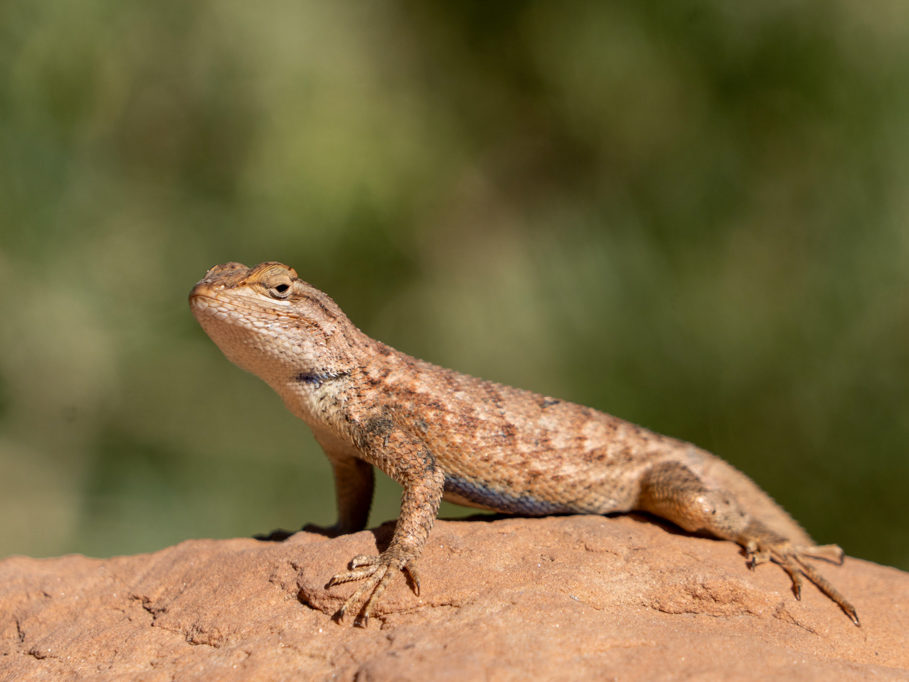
(636, 461), (859, 626)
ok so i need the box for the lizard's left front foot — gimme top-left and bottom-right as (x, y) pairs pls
(326, 550), (421, 627)
(744, 539), (859, 626)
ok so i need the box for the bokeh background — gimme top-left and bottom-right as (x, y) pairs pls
(1, 2), (907, 570)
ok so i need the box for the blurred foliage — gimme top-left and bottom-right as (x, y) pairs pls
(1, 1), (907, 570)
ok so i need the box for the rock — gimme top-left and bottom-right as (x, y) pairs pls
(1, 515), (906, 680)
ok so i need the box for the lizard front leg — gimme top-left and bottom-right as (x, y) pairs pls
(293, 429), (376, 537)
(258, 453), (374, 541)
(314, 455), (375, 536)
(326, 418), (444, 626)
(637, 461), (859, 625)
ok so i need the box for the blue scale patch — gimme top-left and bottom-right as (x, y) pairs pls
(444, 474), (574, 516)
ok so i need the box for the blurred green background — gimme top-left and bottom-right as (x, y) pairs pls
(1, 2), (907, 570)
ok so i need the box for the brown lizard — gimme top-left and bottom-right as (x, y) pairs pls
(189, 261), (859, 627)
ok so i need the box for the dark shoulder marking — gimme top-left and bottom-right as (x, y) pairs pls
(294, 369), (350, 388)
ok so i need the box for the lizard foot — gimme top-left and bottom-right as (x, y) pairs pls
(744, 539), (858, 626)
(302, 522), (349, 538)
(326, 552), (421, 627)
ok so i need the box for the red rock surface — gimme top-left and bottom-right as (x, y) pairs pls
(1, 515), (906, 680)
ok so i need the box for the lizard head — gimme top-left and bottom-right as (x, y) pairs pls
(189, 261), (361, 389)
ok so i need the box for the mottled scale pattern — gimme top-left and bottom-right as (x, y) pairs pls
(189, 261), (859, 627)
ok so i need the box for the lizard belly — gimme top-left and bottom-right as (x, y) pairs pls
(442, 473), (599, 516)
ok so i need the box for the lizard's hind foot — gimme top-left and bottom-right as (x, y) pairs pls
(744, 538), (858, 626)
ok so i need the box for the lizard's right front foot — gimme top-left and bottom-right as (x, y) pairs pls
(326, 550), (421, 627)
(744, 538), (859, 626)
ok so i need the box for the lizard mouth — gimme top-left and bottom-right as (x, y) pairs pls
(188, 291), (219, 314)
(189, 291), (296, 328)
(189, 291), (216, 304)
(188, 290), (242, 320)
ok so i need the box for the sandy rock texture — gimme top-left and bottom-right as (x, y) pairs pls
(0, 515), (906, 681)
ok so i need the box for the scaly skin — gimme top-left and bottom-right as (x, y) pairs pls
(189, 261), (859, 627)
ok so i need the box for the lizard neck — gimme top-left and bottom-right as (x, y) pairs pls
(271, 332), (382, 427)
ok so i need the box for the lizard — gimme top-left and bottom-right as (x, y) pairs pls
(189, 261), (859, 627)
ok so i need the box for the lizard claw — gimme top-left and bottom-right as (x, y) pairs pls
(404, 563), (421, 596)
(326, 552), (418, 627)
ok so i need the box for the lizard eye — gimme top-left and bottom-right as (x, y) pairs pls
(268, 281), (292, 299)
(252, 264), (297, 299)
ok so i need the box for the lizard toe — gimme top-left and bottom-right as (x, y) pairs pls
(796, 543), (845, 565)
